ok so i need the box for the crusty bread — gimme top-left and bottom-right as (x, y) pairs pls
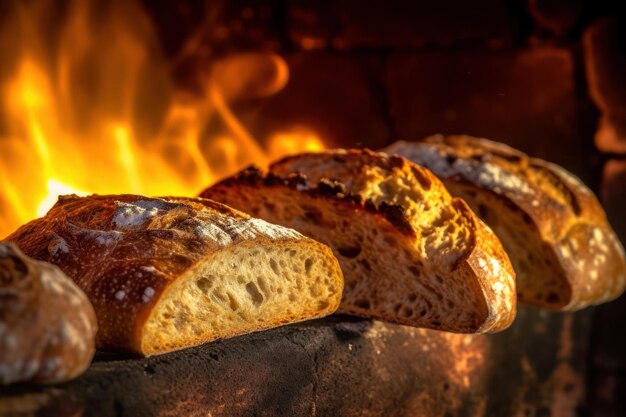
(0, 243), (97, 385)
(201, 150), (517, 333)
(5, 195), (343, 356)
(385, 135), (626, 310)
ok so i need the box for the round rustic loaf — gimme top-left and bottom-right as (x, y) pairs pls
(0, 243), (97, 385)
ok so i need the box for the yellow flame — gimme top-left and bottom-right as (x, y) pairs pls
(268, 129), (325, 156)
(37, 180), (89, 217)
(111, 124), (141, 192)
(0, 0), (326, 238)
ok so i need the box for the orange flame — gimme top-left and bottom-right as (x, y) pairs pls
(0, 0), (324, 238)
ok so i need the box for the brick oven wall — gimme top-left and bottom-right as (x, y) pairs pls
(143, 1), (626, 415)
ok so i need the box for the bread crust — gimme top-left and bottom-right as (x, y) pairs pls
(217, 166), (416, 237)
(385, 135), (626, 310)
(5, 195), (343, 354)
(204, 150), (517, 333)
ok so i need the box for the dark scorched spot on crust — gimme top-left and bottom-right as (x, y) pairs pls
(210, 165), (415, 237)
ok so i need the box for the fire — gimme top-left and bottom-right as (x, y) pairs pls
(37, 180), (89, 218)
(0, 0), (324, 238)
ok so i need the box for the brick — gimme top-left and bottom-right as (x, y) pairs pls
(150, 0), (284, 54)
(141, 0), (209, 58)
(213, 0), (283, 51)
(589, 372), (626, 417)
(601, 160), (626, 251)
(583, 18), (626, 154)
(141, 0), (284, 89)
(288, 0), (518, 50)
(591, 294), (626, 373)
(527, 0), (583, 36)
(385, 47), (589, 178)
(237, 52), (392, 151)
(591, 160), (626, 374)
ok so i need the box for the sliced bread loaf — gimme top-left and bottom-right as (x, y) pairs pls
(5, 195), (343, 356)
(201, 150), (516, 333)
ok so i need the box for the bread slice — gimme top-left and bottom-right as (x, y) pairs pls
(201, 150), (516, 333)
(385, 135), (626, 310)
(5, 195), (343, 356)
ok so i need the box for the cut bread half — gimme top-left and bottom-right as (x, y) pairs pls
(201, 150), (516, 333)
(5, 195), (343, 356)
(385, 135), (626, 310)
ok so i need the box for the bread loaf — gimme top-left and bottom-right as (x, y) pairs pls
(385, 135), (626, 310)
(5, 195), (343, 356)
(0, 243), (97, 385)
(201, 150), (517, 333)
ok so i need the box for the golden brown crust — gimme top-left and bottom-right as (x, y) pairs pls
(205, 149), (517, 333)
(385, 135), (626, 310)
(455, 200), (516, 332)
(4, 194), (339, 354)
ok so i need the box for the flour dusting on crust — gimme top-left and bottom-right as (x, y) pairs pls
(387, 141), (534, 195)
(112, 200), (167, 230)
(49, 237), (70, 256)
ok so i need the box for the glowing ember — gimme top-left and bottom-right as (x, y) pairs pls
(0, 0), (324, 238)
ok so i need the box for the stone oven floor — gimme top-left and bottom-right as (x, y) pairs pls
(0, 308), (590, 417)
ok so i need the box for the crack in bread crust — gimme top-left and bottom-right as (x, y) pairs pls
(224, 166), (416, 237)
